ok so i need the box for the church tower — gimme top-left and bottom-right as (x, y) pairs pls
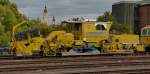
(42, 5), (48, 25)
(52, 16), (55, 25)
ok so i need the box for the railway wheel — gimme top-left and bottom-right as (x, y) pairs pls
(56, 53), (62, 57)
(145, 45), (150, 53)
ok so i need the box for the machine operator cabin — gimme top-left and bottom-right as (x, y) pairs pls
(63, 21), (111, 44)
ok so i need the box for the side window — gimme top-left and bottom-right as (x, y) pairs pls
(142, 29), (147, 36)
(148, 29), (150, 36)
(96, 24), (106, 30)
(15, 32), (28, 41)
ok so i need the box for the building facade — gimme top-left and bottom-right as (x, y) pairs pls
(135, 0), (150, 33)
(112, 1), (136, 32)
(112, 0), (150, 34)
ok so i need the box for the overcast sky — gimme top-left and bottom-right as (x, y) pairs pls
(10, 0), (139, 22)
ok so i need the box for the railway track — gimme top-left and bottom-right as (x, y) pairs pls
(1, 63), (150, 74)
(0, 53), (148, 60)
(0, 54), (150, 61)
(0, 60), (150, 71)
(0, 55), (150, 65)
(0, 55), (150, 74)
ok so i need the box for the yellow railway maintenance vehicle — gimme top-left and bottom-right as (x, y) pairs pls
(11, 21), (145, 56)
(141, 26), (150, 52)
(11, 21), (45, 56)
(42, 21), (145, 56)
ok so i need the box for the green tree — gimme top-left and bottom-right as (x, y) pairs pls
(2, 6), (17, 31)
(0, 0), (9, 5)
(0, 0), (27, 32)
(0, 22), (5, 33)
(110, 23), (133, 34)
(0, 0), (27, 47)
(97, 11), (114, 22)
(97, 11), (133, 34)
(41, 25), (57, 37)
(0, 32), (10, 47)
(9, 3), (27, 22)
(28, 19), (55, 37)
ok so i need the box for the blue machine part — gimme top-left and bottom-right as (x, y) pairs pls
(69, 46), (100, 55)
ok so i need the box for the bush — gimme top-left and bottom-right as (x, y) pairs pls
(0, 32), (10, 47)
(110, 23), (133, 34)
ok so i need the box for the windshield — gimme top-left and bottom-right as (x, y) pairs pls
(142, 28), (150, 36)
(29, 29), (40, 37)
(15, 29), (40, 41)
(15, 32), (28, 41)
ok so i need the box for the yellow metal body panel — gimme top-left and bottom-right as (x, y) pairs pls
(82, 22), (109, 42)
(11, 37), (45, 56)
(102, 34), (144, 53)
(46, 31), (66, 41)
(103, 43), (133, 54)
(45, 31), (74, 46)
(74, 40), (84, 46)
(141, 36), (150, 45)
(136, 44), (145, 52)
(110, 34), (140, 44)
(43, 31), (74, 55)
(57, 33), (74, 47)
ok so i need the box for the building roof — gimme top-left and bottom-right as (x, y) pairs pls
(113, 1), (136, 5)
(138, 0), (150, 6)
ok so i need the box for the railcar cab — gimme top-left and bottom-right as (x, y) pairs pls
(62, 20), (111, 48)
(64, 21), (111, 46)
(63, 21), (83, 40)
(141, 26), (150, 36)
(12, 28), (44, 56)
(141, 26), (150, 52)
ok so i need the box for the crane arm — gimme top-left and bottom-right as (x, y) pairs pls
(12, 21), (28, 41)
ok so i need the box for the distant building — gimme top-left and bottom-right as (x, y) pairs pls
(42, 5), (49, 25)
(52, 16), (55, 25)
(135, 0), (150, 33)
(112, 0), (150, 34)
(112, 1), (136, 32)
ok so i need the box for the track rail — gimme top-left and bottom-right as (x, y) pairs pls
(0, 55), (150, 65)
(0, 53), (148, 60)
(0, 55), (150, 74)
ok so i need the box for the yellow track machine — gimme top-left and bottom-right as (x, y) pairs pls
(141, 26), (150, 52)
(10, 21), (45, 56)
(11, 21), (145, 56)
(42, 21), (144, 56)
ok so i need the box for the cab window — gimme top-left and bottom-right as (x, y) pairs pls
(148, 29), (150, 36)
(96, 24), (106, 30)
(142, 29), (148, 36)
(15, 32), (28, 41)
(29, 29), (40, 37)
